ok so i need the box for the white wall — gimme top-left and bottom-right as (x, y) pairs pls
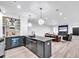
(4, 13), (28, 36)
(20, 17), (28, 36)
(68, 25), (72, 34)
(50, 25), (73, 35)
(53, 26), (58, 35)
(50, 26), (58, 35)
(0, 12), (3, 38)
(28, 24), (51, 36)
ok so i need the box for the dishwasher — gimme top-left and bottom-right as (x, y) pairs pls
(31, 39), (37, 54)
(0, 38), (5, 58)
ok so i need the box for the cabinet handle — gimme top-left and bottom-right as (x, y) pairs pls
(47, 42), (50, 45)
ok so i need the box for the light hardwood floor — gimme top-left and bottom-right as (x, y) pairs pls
(5, 36), (79, 58)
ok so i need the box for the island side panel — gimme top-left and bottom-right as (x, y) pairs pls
(37, 40), (44, 58)
(44, 40), (52, 58)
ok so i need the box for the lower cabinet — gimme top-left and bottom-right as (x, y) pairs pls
(31, 40), (37, 54)
(26, 38), (37, 54)
(5, 36), (23, 50)
(37, 41), (44, 58)
(37, 41), (51, 58)
(26, 37), (32, 50)
(23, 36), (26, 46)
(6, 38), (11, 49)
(26, 38), (51, 58)
(44, 41), (51, 58)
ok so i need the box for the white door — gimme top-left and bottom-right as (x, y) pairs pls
(0, 41), (5, 56)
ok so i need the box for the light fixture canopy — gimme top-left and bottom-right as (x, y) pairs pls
(59, 12), (63, 16)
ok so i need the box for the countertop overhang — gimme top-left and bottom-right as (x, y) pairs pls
(26, 36), (54, 42)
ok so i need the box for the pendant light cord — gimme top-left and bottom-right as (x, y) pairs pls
(40, 8), (43, 18)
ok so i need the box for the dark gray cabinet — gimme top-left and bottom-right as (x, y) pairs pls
(23, 36), (26, 46)
(31, 39), (37, 54)
(44, 41), (51, 58)
(37, 41), (44, 58)
(5, 36), (23, 50)
(26, 37), (52, 58)
(26, 37), (32, 50)
(37, 40), (51, 58)
(26, 38), (37, 54)
(6, 38), (11, 49)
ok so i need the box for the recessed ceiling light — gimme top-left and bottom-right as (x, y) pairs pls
(64, 17), (67, 20)
(59, 12), (63, 16)
(3, 10), (6, 14)
(17, 5), (21, 9)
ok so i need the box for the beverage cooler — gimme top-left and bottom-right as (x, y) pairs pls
(5, 36), (23, 50)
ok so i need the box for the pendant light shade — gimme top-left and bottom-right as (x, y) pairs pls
(38, 18), (44, 25)
(28, 22), (32, 27)
(28, 15), (32, 27)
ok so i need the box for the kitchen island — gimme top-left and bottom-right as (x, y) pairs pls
(25, 36), (53, 58)
(5, 36), (53, 58)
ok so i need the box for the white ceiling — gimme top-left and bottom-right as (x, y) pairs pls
(0, 1), (79, 26)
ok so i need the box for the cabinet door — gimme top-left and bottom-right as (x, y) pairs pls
(11, 38), (19, 48)
(18, 38), (23, 46)
(26, 38), (32, 50)
(23, 37), (26, 46)
(44, 41), (51, 58)
(31, 40), (37, 54)
(37, 41), (44, 58)
(11, 37), (23, 48)
(6, 38), (11, 49)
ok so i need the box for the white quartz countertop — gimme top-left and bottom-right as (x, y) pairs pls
(26, 36), (54, 42)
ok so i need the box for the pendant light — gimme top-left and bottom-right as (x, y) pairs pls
(13, 1), (21, 9)
(28, 14), (32, 27)
(38, 8), (44, 25)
